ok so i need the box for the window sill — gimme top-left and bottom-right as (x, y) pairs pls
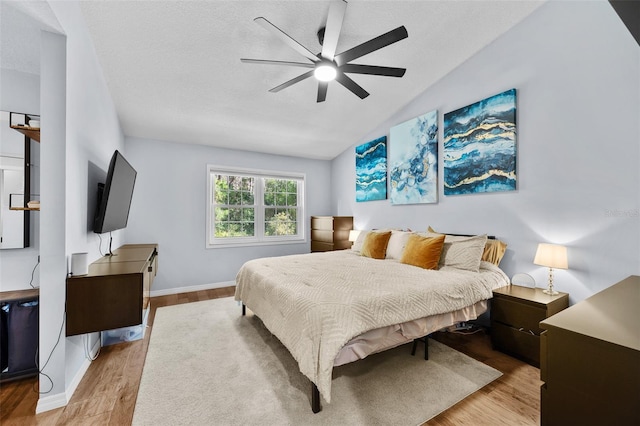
(207, 239), (307, 249)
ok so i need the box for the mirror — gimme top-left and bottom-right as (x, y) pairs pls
(0, 111), (31, 249)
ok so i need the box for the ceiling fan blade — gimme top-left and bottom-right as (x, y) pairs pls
(321, 0), (347, 61)
(269, 70), (315, 93)
(335, 72), (369, 99)
(254, 17), (319, 63)
(334, 26), (408, 66)
(241, 58), (315, 68)
(339, 64), (406, 77)
(317, 82), (328, 103)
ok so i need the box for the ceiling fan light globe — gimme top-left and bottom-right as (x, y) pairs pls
(314, 64), (337, 82)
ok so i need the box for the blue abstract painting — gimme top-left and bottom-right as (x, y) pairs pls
(355, 136), (387, 202)
(389, 110), (438, 205)
(443, 89), (517, 195)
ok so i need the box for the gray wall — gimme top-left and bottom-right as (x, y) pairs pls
(331, 0), (639, 303)
(125, 137), (332, 294)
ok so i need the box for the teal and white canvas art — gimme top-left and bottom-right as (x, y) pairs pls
(443, 89), (517, 195)
(356, 136), (387, 202)
(389, 110), (438, 205)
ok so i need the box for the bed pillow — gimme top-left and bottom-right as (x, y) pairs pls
(427, 226), (508, 266)
(351, 230), (369, 253)
(386, 231), (412, 259)
(361, 231), (392, 260)
(439, 234), (488, 272)
(400, 234), (446, 270)
(482, 239), (508, 266)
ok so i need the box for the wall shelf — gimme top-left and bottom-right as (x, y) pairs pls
(9, 125), (40, 142)
(9, 207), (40, 211)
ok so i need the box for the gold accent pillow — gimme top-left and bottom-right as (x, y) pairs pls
(400, 234), (446, 270)
(482, 239), (508, 266)
(361, 231), (392, 260)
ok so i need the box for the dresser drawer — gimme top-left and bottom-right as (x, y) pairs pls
(492, 296), (547, 334)
(311, 217), (334, 230)
(311, 229), (351, 243)
(491, 321), (541, 366)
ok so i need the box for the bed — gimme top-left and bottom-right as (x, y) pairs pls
(234, 230), (510, 412)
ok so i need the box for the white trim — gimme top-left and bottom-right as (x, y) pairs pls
(150, 281), (236, 297)
(36, 336), (100, 413)
(36, 391), (68, 414)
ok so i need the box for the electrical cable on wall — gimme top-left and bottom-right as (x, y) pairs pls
(29, 256), (40, 288)
(36, 309), (66, 395)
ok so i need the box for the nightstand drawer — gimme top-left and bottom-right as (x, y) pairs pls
(492, 321), (541, 366)
(492, 297), (546, 333)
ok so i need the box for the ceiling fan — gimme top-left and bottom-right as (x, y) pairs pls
(241, 0), (408, 102)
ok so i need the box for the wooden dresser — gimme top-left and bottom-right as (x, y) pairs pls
(491, 285), (568, 367)
(310, 216), (353, 252)
(539, 275), (640, 426)
(66, 244), (158, 336)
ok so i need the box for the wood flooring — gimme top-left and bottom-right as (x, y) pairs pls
(0, 287), (541, 425)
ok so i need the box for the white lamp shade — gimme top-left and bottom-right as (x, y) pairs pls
(533, 243), (568, 269)
(348, 230), (361, 242)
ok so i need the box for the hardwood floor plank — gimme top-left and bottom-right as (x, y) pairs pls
(1, 289), (541, 425)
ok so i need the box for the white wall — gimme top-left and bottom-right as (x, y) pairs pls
(36, 0), (125, 412)
(126, 137), (332, 293)
(331, 0), (639, 304)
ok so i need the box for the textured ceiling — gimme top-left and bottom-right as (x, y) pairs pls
(75, 1), (542, 160)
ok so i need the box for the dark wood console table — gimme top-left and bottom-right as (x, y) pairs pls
(66, 244), (158, 336)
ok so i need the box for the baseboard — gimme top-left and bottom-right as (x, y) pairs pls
(150, 281), (235, 297)
(36, 336), (100, 414)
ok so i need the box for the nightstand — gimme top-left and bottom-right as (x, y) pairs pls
(491, 285), (569, 367)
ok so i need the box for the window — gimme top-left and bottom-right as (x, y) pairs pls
(206, 166), (305, 247)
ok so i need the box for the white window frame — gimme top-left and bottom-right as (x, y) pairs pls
(206, 165), (306, 248)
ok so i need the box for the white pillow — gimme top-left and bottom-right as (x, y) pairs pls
(439, 234), (488, 272)
(351, 230), (370, 253)
(386, 231), (412, 259)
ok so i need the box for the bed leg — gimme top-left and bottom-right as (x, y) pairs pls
(242, 304), (246, 316)
(311, 382), (321, 413)
(411, 335), (429, 360)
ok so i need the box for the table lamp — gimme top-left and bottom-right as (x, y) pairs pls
(348, 230), (361, 244)
(533, 243), (568, 295)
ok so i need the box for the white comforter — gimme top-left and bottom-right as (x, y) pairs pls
(234, 250), (509, 403)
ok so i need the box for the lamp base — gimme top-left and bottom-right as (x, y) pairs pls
(543, 289), (559, 295)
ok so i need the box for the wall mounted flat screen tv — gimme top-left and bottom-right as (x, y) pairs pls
(93, 150), (137, 234)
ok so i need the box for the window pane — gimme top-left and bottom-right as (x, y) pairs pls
(229, 208), (241, 221)
(242, 222), (255, 236)
(214, 222), (228, 237)
(275, 179), (286, 192)
(241, 177), (253, 191)
(214, 207), (228, 221)
(229, 222), (242, 237)
(265, 208), (275, 222)
(241, 191), (254, 205)
(229, 191), (241, 205)
(286, 180), (297, 193)
(286, 193), (297, 206)
(275, 193), (286, 206)
(265, 178), (277, 192)
(264, 192), (275, 206)
(242, 208), (254, 221)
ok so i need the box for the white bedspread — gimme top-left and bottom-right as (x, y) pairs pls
(234, 250), (509, 403)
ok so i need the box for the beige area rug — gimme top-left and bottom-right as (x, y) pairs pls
(133, 297), (501, 425)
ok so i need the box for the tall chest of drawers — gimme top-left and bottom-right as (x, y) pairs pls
(310, 216), (353, 252)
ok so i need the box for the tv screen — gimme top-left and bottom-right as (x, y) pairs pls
(93, 150), (137, 234)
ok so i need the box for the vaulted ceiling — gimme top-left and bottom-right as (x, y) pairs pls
(4, 1), (546, 160)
